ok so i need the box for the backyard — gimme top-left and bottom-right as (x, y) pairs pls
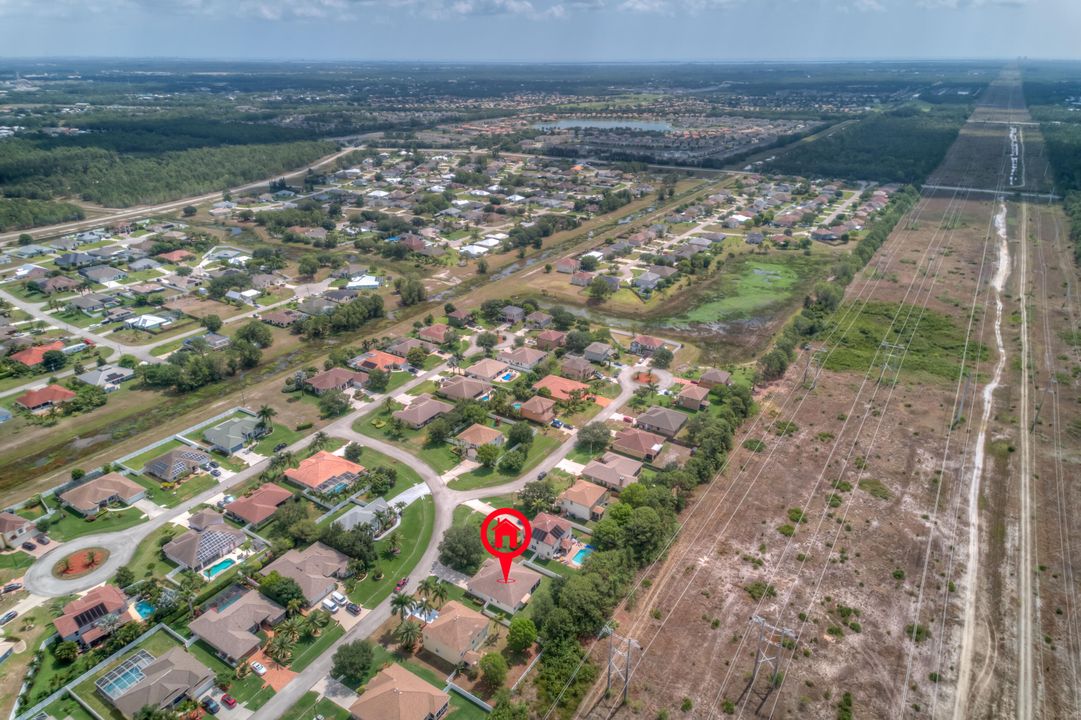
(348, 496), (434, 609)
(47, 506), (147, 542)
(131, 472), (217, 508)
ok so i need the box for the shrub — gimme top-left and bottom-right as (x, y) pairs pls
(742, 439), (766, 453)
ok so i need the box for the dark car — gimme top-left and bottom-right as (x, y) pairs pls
(34, 535), (49, 545)
(0, 611), (17, 625)
(221, 695), (237, 709)
(209, 461), (219, 469)
(345, 602), (361, 616)
(3, 582), (22, 593)
(274, 443), (288, 453)
(201, 697), (220, 714)
(20, 542), (35, 551)
(211, 469), (222, 477)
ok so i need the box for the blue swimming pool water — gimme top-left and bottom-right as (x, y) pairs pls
(204, 558), (236, 578)
(573, 546), (594, 565)
(134, 600), (155, 619)
(501, 372), (514, 381)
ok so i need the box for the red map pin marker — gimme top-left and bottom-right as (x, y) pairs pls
(480, 508), (532, 584)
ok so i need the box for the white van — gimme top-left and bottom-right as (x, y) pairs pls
(321, 598), (338, 613)
(330, 591), (347, 606)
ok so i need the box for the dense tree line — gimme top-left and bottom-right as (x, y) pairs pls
(297, 294), (384, 339)
(507, 213), (580, 250)
(757, 185), (920, 381)
(0, 137), (334, 207)
(0, 197), (84, 231)
(766, 107), (967, 184)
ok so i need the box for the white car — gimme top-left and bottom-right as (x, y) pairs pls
(250, 661), (268, 676)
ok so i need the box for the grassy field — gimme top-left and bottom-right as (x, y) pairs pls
(348, 496), (434, 609)
(290, 622), (346, 671)
(448, 691), (490, 720)
(0, 552), (34, 585)
(350, 446), (425, 500)
(448, 432), (561, 491)
(353, 407), (461, 475)
(128, 523), (181, 580)
(2, 606), (61, 713)
(131, 472), (217, 508)
(252, 422), (307, 455)
(279, 692), (351, 720)
(676, 259), (799, 323)
(48, 506), (147, 542)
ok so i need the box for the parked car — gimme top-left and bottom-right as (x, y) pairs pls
(550, 419), (563, 428)
(395, 577), (408, 592)
(20, 542), (35, 551)
(221, 695), (237, 709)
(321, 598), (339, 613)
(250, 661), (267, 676)
(0, 611), (17, 625)
(3, 582), (22, 593)
(209, 461), (219, 469)
(34, 535), (49, 545)
(345, 602), (361, 616)
(537, 471), (548, 480)
(211, 469), (222, 477)
(201, 697), (220, 714)
(274, 443), (288, 452)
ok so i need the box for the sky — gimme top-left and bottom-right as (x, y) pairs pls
(0, 0), (1077, 62)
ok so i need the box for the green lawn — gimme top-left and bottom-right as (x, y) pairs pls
(399, 657), (447, 690)
(279, 692), (351, 720)
(123, 439), (183, 471)
(42, 696), (97, 720)
(48, 506), (147, 542)
(448, 692), (490, 720)
(385, 371), (414, 392)
(353, 447), (425, 500)
(448, 433), (562, 491)
(0, 551), (34, 585)
(348, 496), (435, 609)
(406, 380), (440, 396)
(353, 408), (460, 475)
(128, 524), (181, 581)
(131, 472), (217, 508)
(565, 444), (606, 465)
(187, 640), (269, 706)
(290, 623), (346, 671)
(252, 423), (307, 455)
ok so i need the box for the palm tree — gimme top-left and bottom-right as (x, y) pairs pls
(418, 576), (440, 602)
(308, 431), (329, 453)
(57, 557), (70, 574)
(390, 592), (416, 620)
(276, 616), (305, 644)
(415, 597), (435, 619)
(393, 619), (422, 652)
(428, 580), (449, 608)
(373, 508), (394, 532)
(286, 597), (305, 617)
(266, 634), (293, 665)
(86, 549), (98, 567)
(257, 405), (277, 432)
(305, 609), (331, 637)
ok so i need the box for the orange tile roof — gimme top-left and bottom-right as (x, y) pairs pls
(15, 384), (76, 409)
(285, 451), (364, 490)
(10, 341), (64, 367)
(532, 374), (590, 402)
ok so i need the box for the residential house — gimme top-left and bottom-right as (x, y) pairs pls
(59, 472), (146, 516)
(262, 542), (351, 606)
(447, 309), (474, 327)
(535, 329), (566, 351)
(76, 364), (135, 391)
(533, 374), (590, 402)
(53, 585), (129, 648)
(519, 395), (556, 425)
(284, 451), (365, 494)
(501, 305), (525, 324)
(224, 484), (293, 527)
(68, 293), (111, 315)
(189, 591), (285, 665)
(525, 311), (552, 329)
(454, 424), (505, 458)
(438, 376), (490, 402)
(467, 558), (542, 614)
(298, 297), (336, 316)
(529, 512), (573, 560)
(55, 252), (96, 270)
(385, 337), (437, 358)
(583, 342), (613, 363)
(15, 384), (76, 413)
(349, 349), (405, 373)
(421, 601), (490, 667)
(306, 367), (369, 395)
(581, 452), (643, 491)
(334, 497), (390, 533)
(0, 511), (34, 549)
(630, 335), (664, 355)
(636, 406), (687, 437)
(393, 394), (454, 429)
(418, 323), (451, 345)
(163, 522), (244, 571)
(570, 271), (595, 287)
(125, 314), (171, 332)
(698, 368), (732, 389)
(203, 415), (262, 454)
(190, 333), (230, 351)
(676, 383), (710, 411)
(650, 265), (679, 279)
(560, 355), (595, 382)
(108, 647), (214, 720)
(10, 340), (64, 367)
(146, 447), (210, 483)
(612, 427), (666, 462)
(559, 479), (609, 521)
(260, 310), (304, 328)
(157, 249), (195, 263)
(129, 258), (161, 272)
(555, 257), (580, 274)
(30, 276), (80, 295)
(348, 664), (450, 720)
(634, 272), (661, 291)
(498, 346), (548, 372)
(466, 358), (510, 382)
(80, 265), (127, 284)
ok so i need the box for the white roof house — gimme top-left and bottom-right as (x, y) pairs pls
(460, 245), (490, 257)
(125, 314), (169, 330)
(346, 274), (382, 290)
(367, 190), (390, 199)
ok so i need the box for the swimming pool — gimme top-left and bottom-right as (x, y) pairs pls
(572, 545), (594, 565)
(134, 600), (155, 619)
(501, 372), (515, 381)
(204, 557), (236, 578)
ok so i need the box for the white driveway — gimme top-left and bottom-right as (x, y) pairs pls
(133, 498), (167, 520)
(556, 459), (585, 475)
(392, 482), (432, 507)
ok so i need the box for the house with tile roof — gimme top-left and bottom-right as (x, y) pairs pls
(559, 480), (609, 521)
(53, 585), (130, 648)
(189, 590), (284, 665)
(15, 384), (76, 413)
(284, 451), (365, 494)
(392, 394), (454, 430)
(635, 406), (688, 437)
(109, 647), (214, 719)
(519, 395), (557, 425)
(163, 524), (244, 571)
(0, 511), (33, 549)
(305, 367), (369, 395)
(10, 340), (64, 367)
(224, 484), (293, 527)
(581, 452), (643, 491)
(262, 542), (350, 606)
(612, 427), (667, 462)
(421, 601), (490, 667)
(529, 512), (574, 560)
(59, 472), (146, 516)
(467, 559), (542, 614)
(348, 663), (449, 720)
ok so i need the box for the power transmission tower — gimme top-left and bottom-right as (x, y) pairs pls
(880, 340), (906, 377)
(603, 625), (640, 706)
(735, 615), (798, 716)
(800, 343), (828, 390)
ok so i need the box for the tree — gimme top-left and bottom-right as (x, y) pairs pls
(438, 525), (485, 573)
(114, 566), (134, 589)
(202, 314), (223, 333)
(266, 634), (294, 665)
(344, 442), (363, 462)
(519, 479), (557, 516)
(579, 255), (598, 272)
(215, 670), (233, 690)
(17, 233), (33, 246)
(394, 619), (422, 651)
(426, 418), (450, 445)
(257, 404), (277, 432)
(576, 422), (611, 453)
(134, 706), (176, 720)
(480, 652), (508, 687)
(652, 347), (674, 369)
(507, 616), (538, 653)
(476, 443), (501, 468)
(53, 640), (79, 664)
(498, 449), (526, 474)
(476, 332), (499, 352)
(298, 256), (319, 277)
(394, 276), (427, 306)
(390, 591), (416, 620)
(588, 276), (614, 301)
(319, 389), (351, 418)
(507, 421), (533, 449)
(235, 321), (273, 348)
(182, 205), (197, 217)
(367, 368), (389, 392)
(41, 350), (67, 372)
(305, 609), (331, 637)
(259, 571), (306, 607)
(489, 690), (530, 720)
(332, 640), (374, 682)
(406, 346), (428, 368)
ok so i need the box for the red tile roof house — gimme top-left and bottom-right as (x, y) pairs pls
(305, 367), (368, 395)
(559, 480), (609, 522)
(555, 257), (580, 274)
(285, 451), (365, 494)
(10, 340), (65, 367)
(677, 383), (710, 411)
(535, 329), (567, 351)
(348, 349), (406, 373)
(224, 484), (294, 527)
(612, 427), (667, 462)
(630, 334), (665, 355)
(533, 374), (591, 402)
(698, 368), (733, 389)
(417, 323), (451, 344)
(529, 512), (574, 560)
(157, 249), (196, 263)
(519, 395), (557, 425)
(15, 384), (77, 413)
(454, 423), (506, 460)
(53, 585), (130, 648)
(0, 511), (34, 549)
